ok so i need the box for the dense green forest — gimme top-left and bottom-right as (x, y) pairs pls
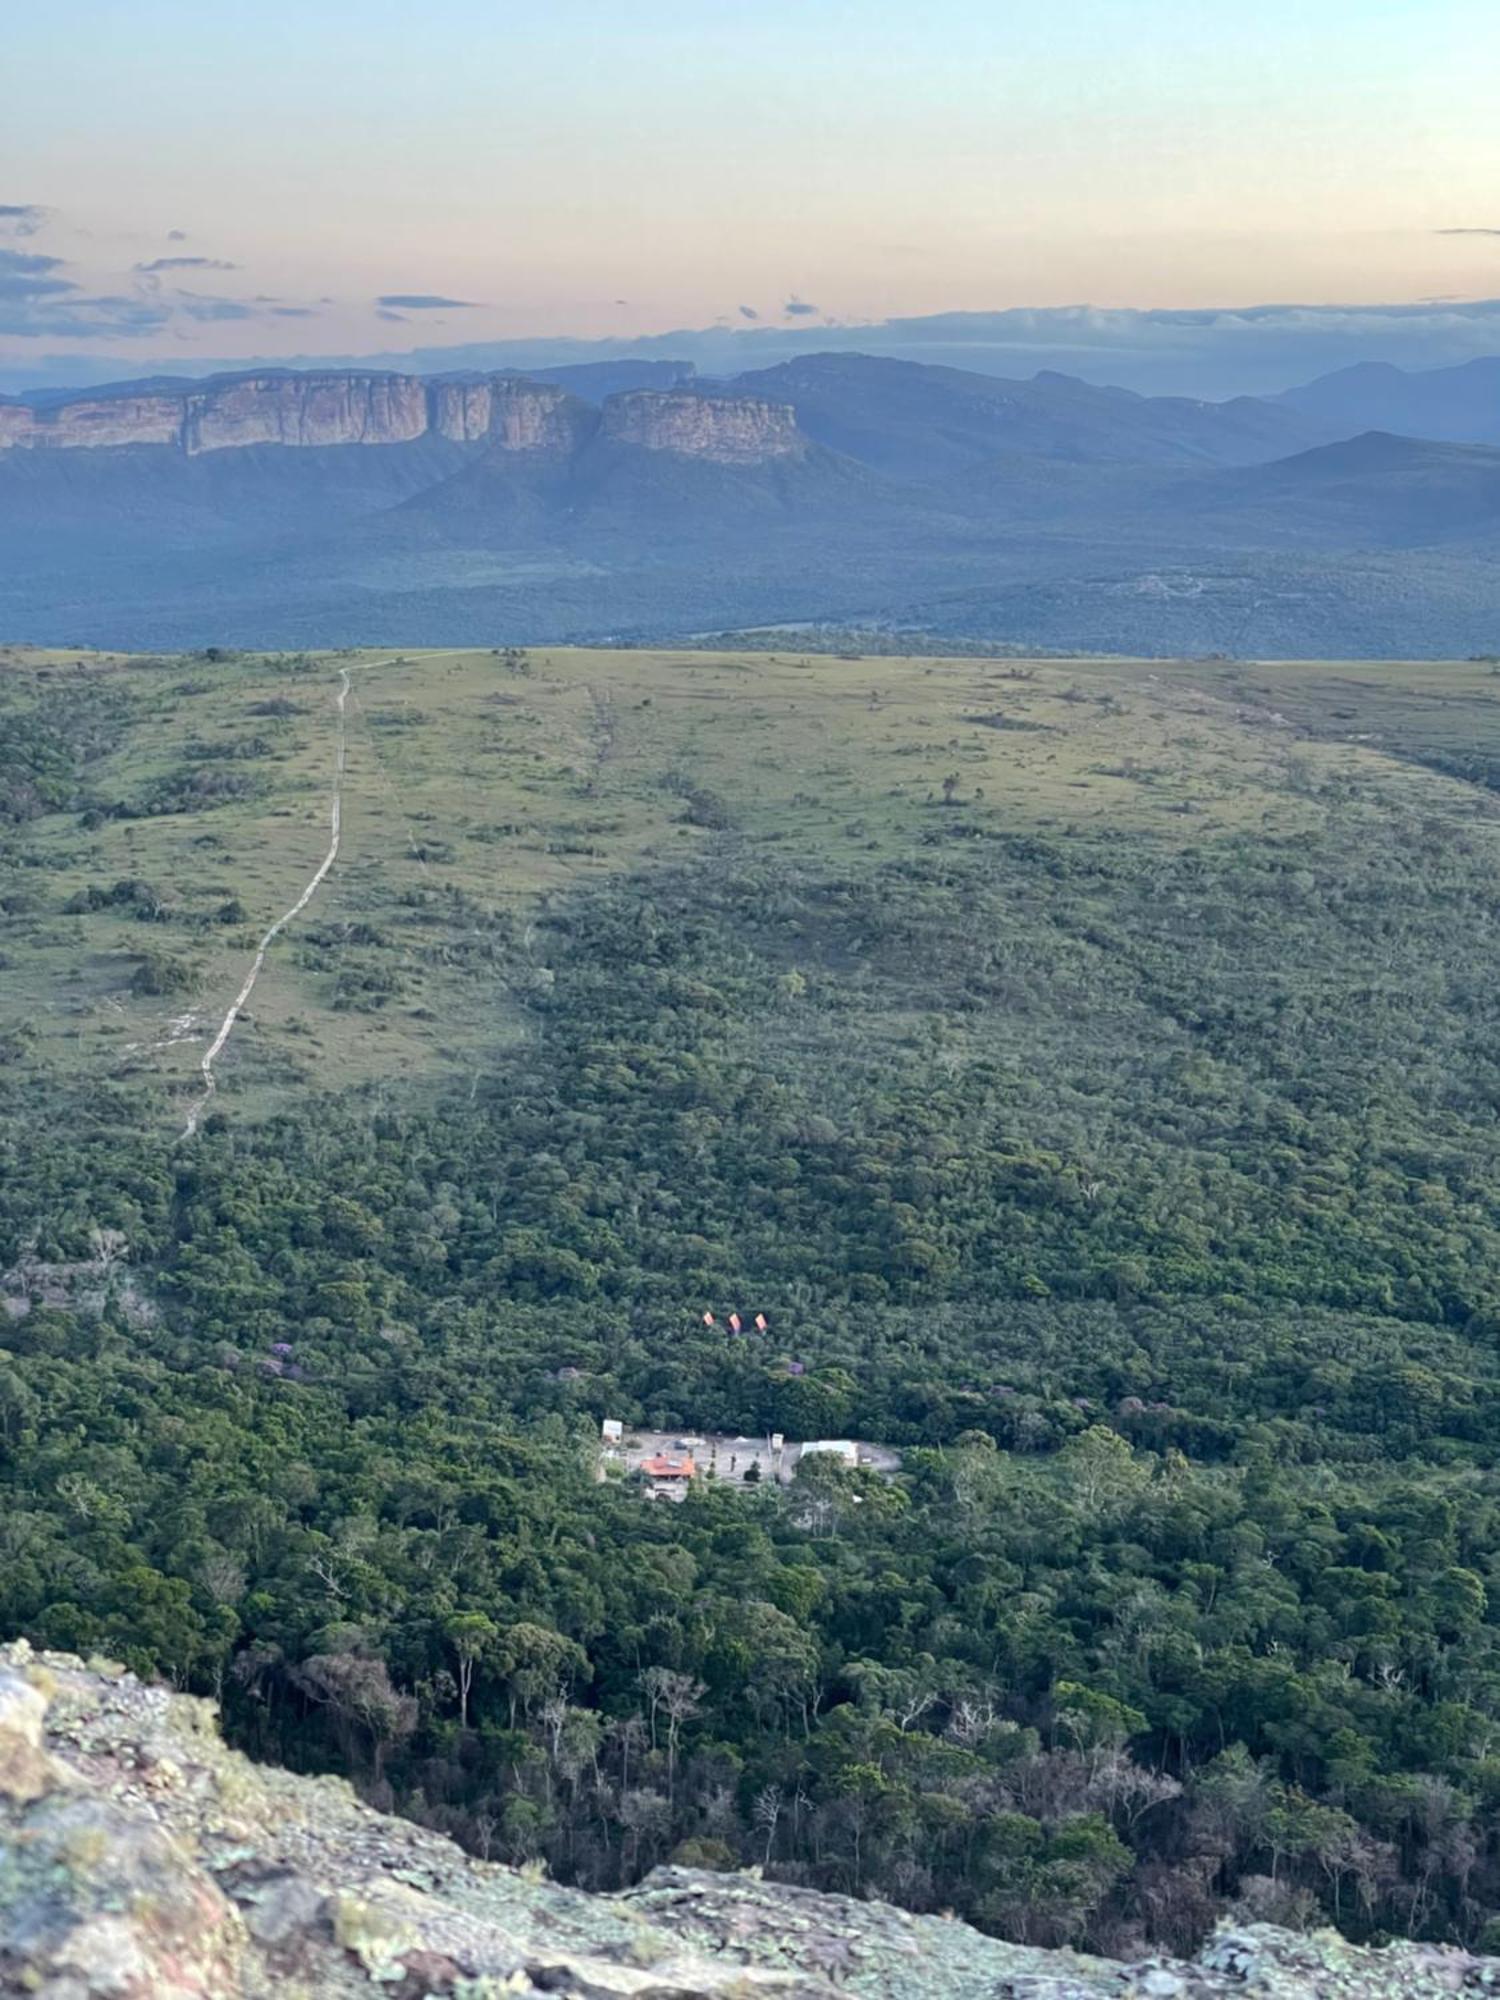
(7, 647), (1500, 1957)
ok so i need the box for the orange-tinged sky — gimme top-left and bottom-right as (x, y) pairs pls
(3, 0), (1499, 381)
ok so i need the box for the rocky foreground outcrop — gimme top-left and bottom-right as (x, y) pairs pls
(0, 374), (798, 464)
(3, 1642), (1495, 2000)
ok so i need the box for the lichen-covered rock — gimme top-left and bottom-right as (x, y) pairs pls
(2, 1640), (1495, 1998)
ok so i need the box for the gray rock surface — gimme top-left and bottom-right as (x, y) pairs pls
(600, 390), (804, 462)
(0, 374), (799, 462)
(3, 1639), (1497, 1998)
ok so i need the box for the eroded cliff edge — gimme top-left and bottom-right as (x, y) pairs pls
(2, 1641), (1495, 1999)
(0, 373), (800, 464)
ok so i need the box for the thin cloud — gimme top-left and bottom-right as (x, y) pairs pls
(0, 251), (173, 339)
(0, 248), (70, 294)
(784, 297), (819, 317)
(0, 204), (48, 238)
(0, 248), (109, 336)
(172, 292), (258, 322)
(738, 304), (760, 321)
(13, 294), (1500, 394)
(1436, 227), (1500, 237)
(377, 292), (478, 309)
(135, 255), (240, 273)
(0, 245), (315, 341)
(167, 229), (187, 241)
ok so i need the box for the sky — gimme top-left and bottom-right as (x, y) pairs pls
(4, 0), (1500, 391)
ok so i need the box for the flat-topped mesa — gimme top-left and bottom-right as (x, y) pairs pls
(0, 392), (185, 452)
(183, 372), (430, 453)
(0, 374), (432, 455)
(0, 374), (799, 462)
(0, 371), (596, 457)
(600, 389), (805, 463)
(430, 376), (594, 451)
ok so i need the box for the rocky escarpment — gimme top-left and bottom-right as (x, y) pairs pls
(3, 1642), (1496, 2000)
(182, 374), (431, 453)
(0, 391), (187, 452)
(0, 375), (433, 456)
(430, 376), (595, 451)
(601, 389), (804, 462)
(0, 374), (804, 466)
(0, 373), (590, 459)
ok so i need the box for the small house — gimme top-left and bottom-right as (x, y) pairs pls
(640, 1452), (696, 1500)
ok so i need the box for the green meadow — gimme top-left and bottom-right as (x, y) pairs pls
(7, 642), (1498, 1121)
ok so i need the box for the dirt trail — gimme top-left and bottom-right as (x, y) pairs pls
(179, 665), (356, 1139)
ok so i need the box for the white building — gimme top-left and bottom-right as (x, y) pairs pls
(799, 1439), (859, 1469)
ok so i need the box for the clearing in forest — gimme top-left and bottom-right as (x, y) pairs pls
(3, 643), (1498, 1121)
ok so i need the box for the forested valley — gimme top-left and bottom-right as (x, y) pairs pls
(7, 647), (1500, 1958)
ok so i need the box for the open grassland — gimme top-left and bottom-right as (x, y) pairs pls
(4, 642), (1500, 1123)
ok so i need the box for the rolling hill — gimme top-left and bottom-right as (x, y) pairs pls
(731, 352), (1326, 474)
(1278, 355), (1500, 447)
(4, 350), (1500, 655)
(1153, 431), (1500, 549)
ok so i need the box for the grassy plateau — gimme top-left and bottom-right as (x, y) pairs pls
(7, 642), (1500, 1125)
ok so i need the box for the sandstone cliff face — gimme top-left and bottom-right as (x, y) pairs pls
(1, 1641), (1492, 2000)
(0, 374), (593, 459)
(182, 374), (430, 453)
(0, 377), (432, 456)
(0, 376), (801, 467)
(429, 378), (497, 443)
(431, 377), (594, 451)
(599, 390), (804, 463)
(0, 393), (186, 451)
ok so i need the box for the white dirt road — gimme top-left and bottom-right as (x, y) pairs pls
(179, 665), (356, 1139)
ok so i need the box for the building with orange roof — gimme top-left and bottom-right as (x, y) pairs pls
(640, 1452), (696, 1499)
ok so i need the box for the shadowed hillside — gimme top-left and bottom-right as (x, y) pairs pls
(7, 353), (1500, 655)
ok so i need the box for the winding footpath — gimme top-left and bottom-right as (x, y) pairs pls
(180, 666), (354, 1139)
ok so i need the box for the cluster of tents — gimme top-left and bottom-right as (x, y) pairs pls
(701, 1310), (768, 1334)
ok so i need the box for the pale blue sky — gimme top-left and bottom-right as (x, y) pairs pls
(4, 0), (1499, 367)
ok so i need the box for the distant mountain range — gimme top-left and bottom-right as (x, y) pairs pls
(1277, 357), (1500, 448)
(11, 298), (1500, 401)
(3, 350), (1498, 657)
